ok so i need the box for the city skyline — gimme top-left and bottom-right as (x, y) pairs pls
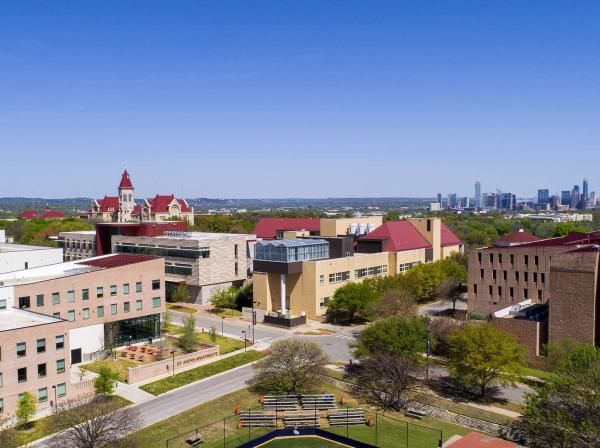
(1, 2), (600, 198)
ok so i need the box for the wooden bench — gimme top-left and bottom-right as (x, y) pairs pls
(185, 435), (203, 446)
(300, 395), (337, 410)
(327, 409), (367, 426)
(238, 411), (276, 428)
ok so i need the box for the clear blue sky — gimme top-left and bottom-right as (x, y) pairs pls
(1, 1), (598, 199)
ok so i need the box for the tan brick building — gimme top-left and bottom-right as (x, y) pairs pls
(0, 254), (166, 415)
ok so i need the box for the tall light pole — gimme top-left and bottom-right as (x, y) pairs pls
(221, 316), (224, 337)
(426, 335), (431, 381)
(171, 350), (176, 376)
(241, 330), (247, 352)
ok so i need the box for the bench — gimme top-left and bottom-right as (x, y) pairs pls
(238, 411), (276, 428)
(185, 435), (203, 446)
(300, 395), (337, 410)
(327, 409), (367, 426)
(405, 408), (428, 419)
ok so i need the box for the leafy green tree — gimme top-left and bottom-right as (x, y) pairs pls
(94, 366), (120, 395)
(252, 339), (328, 394)
(327, 282), (378, 323)
(170, 284), (191, 303)
(370, 288), (416, 319)
(402, 263), (444, 300)
(515, 341), (600, 447)
(210, 286), (238, 309)
(177, 314), (197, 352)
(353, 316), (429, 360)
(553, 222), (591, 237)
(15, 392), (36, 428)
(447, 323), (524, 397)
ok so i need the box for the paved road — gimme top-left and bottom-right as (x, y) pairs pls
(172, 311), (356, 362)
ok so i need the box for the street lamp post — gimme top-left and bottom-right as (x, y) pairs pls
(426, 335), (431, 381)
(221, 316), (224, 337)
(241, 330), (247, 352)
(51, 385), (57, 408)
(171, 350), (176, 376)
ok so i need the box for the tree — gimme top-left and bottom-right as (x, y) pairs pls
(428, 317), (461, 357)
(177, 313), (197, 352)
(161, 308), (172, 334)
(353, 316), (429, 360)
(327, 282), (377, 323)
(402, 263), (444, 300)
(15, 391), (36, 428)
(170, 284), (191, 303)
(436, 276), (465, 316)
(50, 396), (141, 448)
(447, 323), (524, 397)
(94, 366), (120, 395)
(514, 341), (600, 447)
(352, 352), (422, 411)
(252, 339), (328, 394)
(210, 286), (238, 309)
(370, 288), (416, 319)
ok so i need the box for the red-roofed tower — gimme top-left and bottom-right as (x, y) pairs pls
(118, 169), (135, 222)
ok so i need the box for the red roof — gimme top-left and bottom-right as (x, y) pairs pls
(494, 231), (600, 249)
(359, 221), (432, 251)
(76, 254), (158, 269)
(20, 208), (65, 220)
(20, 210), (40, 220)
(145, 195), (191, 213)
(446, 432), (517, 448)
(118, 169), (134, 189)
(254, 218), (321, 239)
(441, 222), (463, 247)
(495, 230), (541, 246)
(94, 196), (119, 213)
(42, 210), (65, 219)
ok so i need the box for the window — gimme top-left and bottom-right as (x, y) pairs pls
(524, 288), (529, 299)
(478, 253), (482, 263)
(0, 398), (3, 413)
(499, 254), (503, 264)
(17, 342), (26, 357)
(82, 308), (90, 320)
(55, 335), (64, 350)
(136, 300), (142, 311)
(110, 285), (117, 296)
(473, 284), (477, 295)
(152, 297), (161, 308)
(538, 290), (543, 300)
(18, 296), (31, 309)
(111, 304), (117, 315)
(535, 256), (539, 266)
(52, 292), (60, 305)
(38, 363), (47, 378)
(488, 285), (493, 295)
(541, 273), (546, 284)
(524, 255), (529, 265)
(515, 272), (520, 282)
(399, 262), (418, 272)
(492, 270), (497, 280)
(489, 254), (494, 263)
(136, 282), (142, 293)
(67, 310), (75, 321)
(503, 271), (507, 281)
(0, 299), (5, 310)
(533, 272), (538, 283)
(234, 244), (238, 259)
(498, 286), (502, 296)
(319, 275), (324, 286)
(329, 271), (351, 283)
(38, 387), (48, 402)
(152, 279), (161, 290)
(36, 294), (45, 307)
(53, 312), (60, 318)
(319, 297), (330, 308)
(0, 372), (3, 387)
(124, 302), (130, 313)
(123, 283), (130, 294)
(97, 287), (104, 298)
(510, 287), (514, 299)
(480, 269), (484, 279)
(97, 305), (104, 317)
(67, 290), (75, 302)
(427, 219), (431, 232)
(354, 265), (387, 279)
(56, 359), (65, 374)
(235, 262), (239, 276)
(524, 272), (529, 282)
(24, 261), (29, 269)
(510, 254), (515, 265)
(82, 289), (89, 301)
(37, 338), (46, 353)
(18, 367), (27, 383)
(56, 383), (66, 398)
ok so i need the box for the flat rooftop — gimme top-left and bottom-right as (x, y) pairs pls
(0, 308), (63, 331)
(152, 232), (256, 241)
(0, 254), (158, 287)
(58, 230), (96, 236)
(256, 238), (328, 248)
(0, 243), (62, 253)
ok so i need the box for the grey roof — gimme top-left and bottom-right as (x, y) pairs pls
(256, 238), (328, 247)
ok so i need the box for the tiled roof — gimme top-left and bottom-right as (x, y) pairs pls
(145, 195), (191, 213)
(118, 169), (134, 189)
(359, 221), (432, 251)
(76, 254), (158, 269)
(441, 222), (463, 247)
(20, 208), (65, 220)
(95, 196), (119, 212)
(253, 218), (321, 239)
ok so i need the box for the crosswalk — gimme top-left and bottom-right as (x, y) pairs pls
(334, 334), (356, 341)
(260, 336), (291, 344)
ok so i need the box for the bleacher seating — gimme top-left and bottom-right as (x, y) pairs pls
(282, 411), (321, 428)
(238, 411), (276, 428)
(300, 394), (337, 410)
(261, 395), (300, 412)
(327, 408), (367, 426)
(404, 408), (428, 419)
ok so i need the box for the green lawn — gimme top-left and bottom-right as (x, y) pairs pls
(140, 350), (263, 395)
(520, 366), (557, 382)
(129, 377), (473, 448)
(15, 396), (131, 445)
(260, 438), (348, 447)
(164, 323), (247, 354)
(83, 358), (138, 382)
(209, 307), (242, 318)
(167, 303), (198, 314)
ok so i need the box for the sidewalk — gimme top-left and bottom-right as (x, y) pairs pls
(114, 381), (155, 404)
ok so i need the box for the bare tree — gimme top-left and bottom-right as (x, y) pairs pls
(49, 396), (141, 448)
(436, 276), (464, 316)
(352, 352), (423, 411)
(371, 288), (417, 319)
(252, 339), (329, 394)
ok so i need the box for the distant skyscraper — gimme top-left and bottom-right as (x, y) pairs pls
(571, 188), (581, 210)
(588, 191), (596, 208)
(499, 192), (516, 210)
(447, 193), (457, 208)
(537, 189), (550, 204)
(474, 181), (481, 208)
(583, 178), (589, 202)
(561, 190), (571, 208)
(437, 193), (442, 205)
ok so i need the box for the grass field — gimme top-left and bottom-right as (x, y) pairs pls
(165, 323), (247, 354)
(167, 304), (198, 314)
(83, 358), (138, 382)
(259, 438), (348, 447)
(140, 350), (263, 395)
(129, 378), (472, 448)
(209, 307), (243, 318)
